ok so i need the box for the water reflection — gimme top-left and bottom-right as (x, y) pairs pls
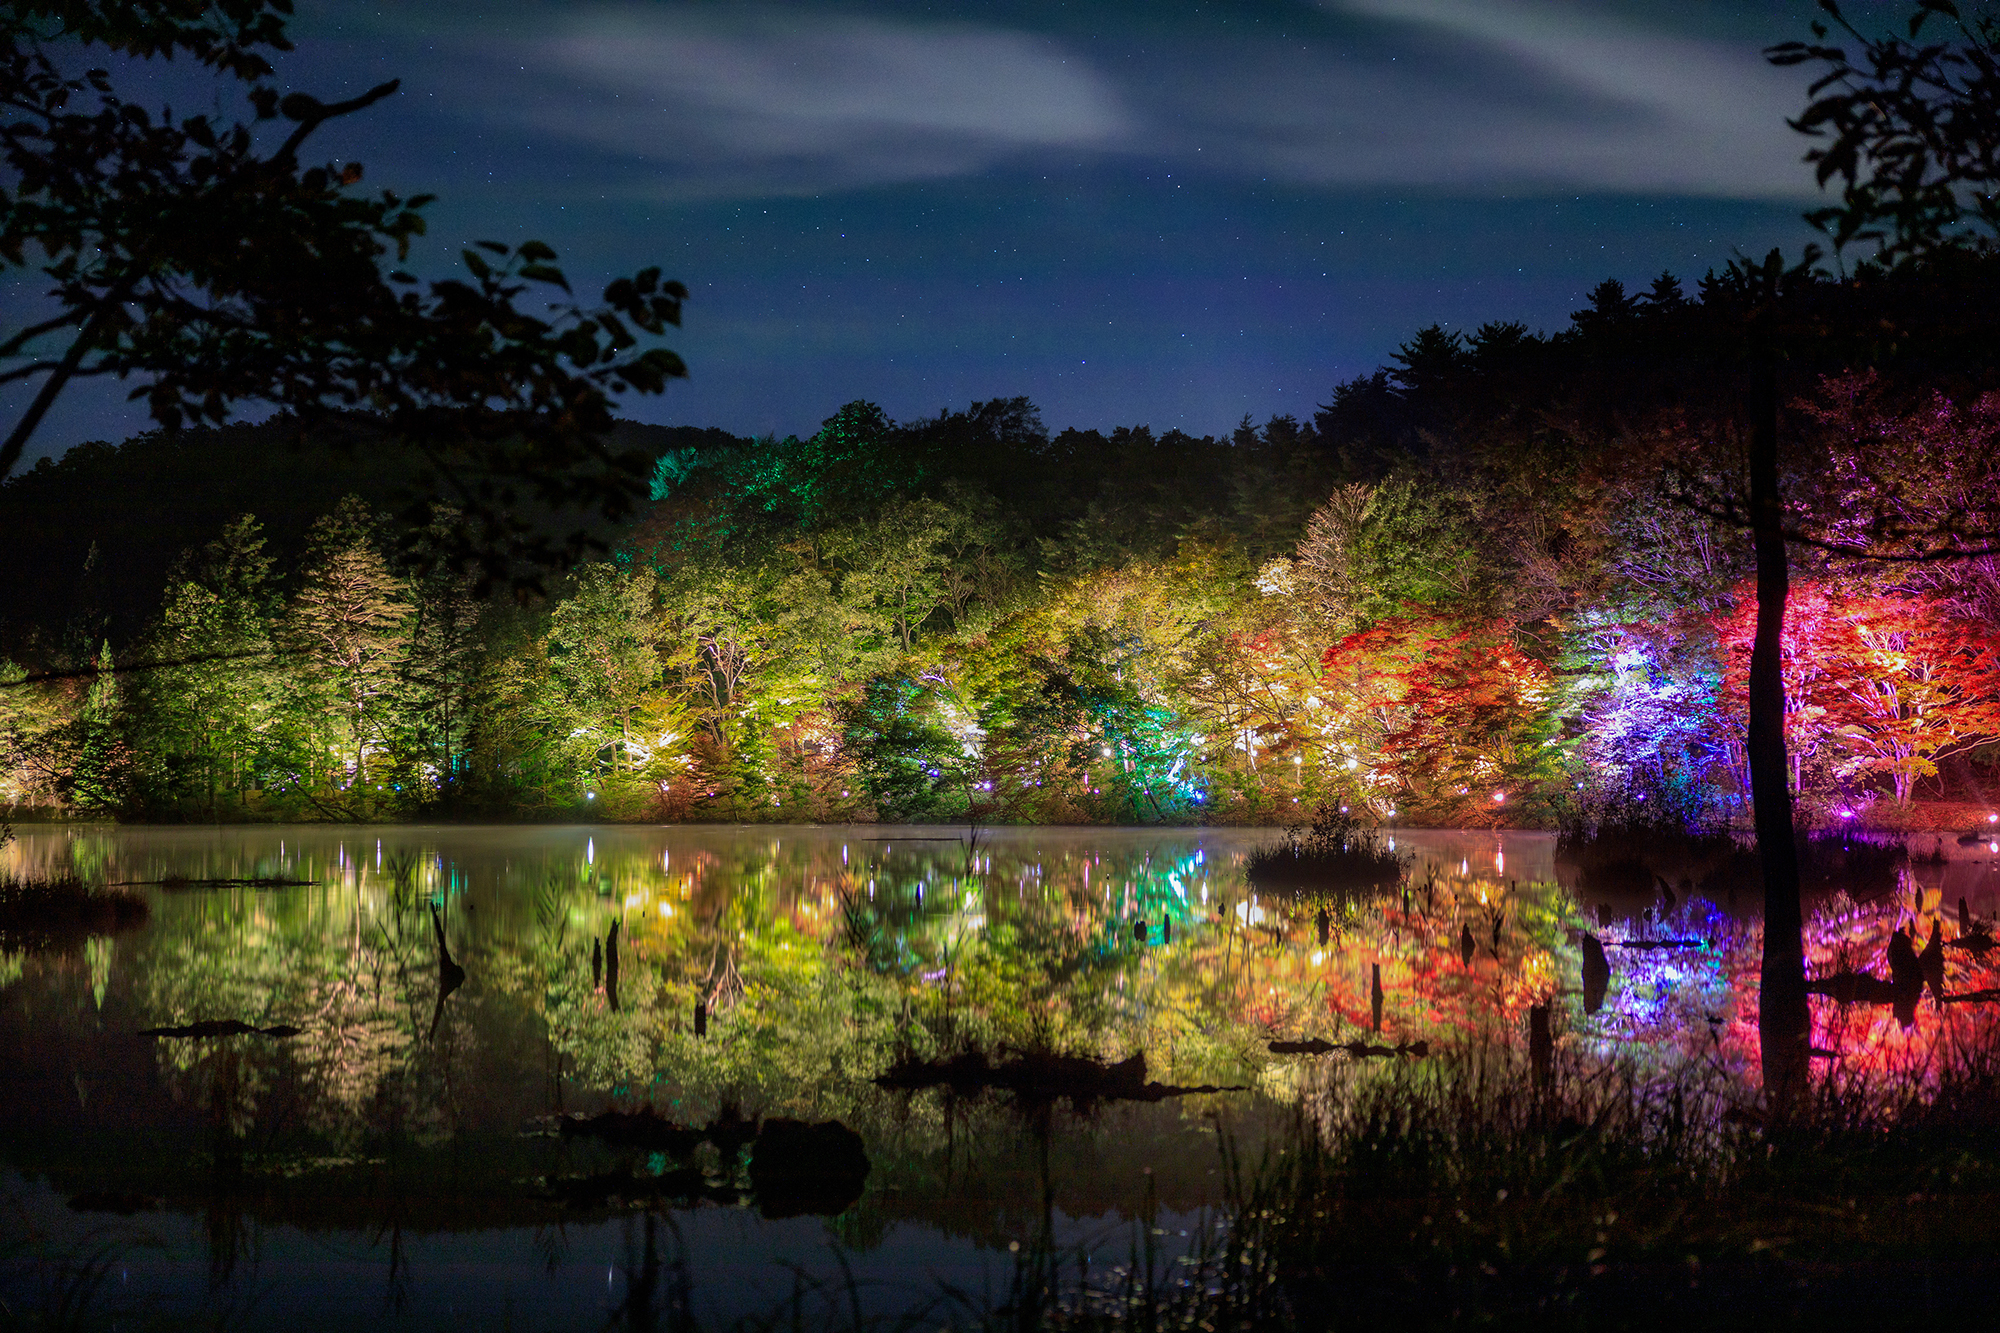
(4, 824), (2000, 1325)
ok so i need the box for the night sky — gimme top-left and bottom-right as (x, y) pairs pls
(20, 0), (1842, 460)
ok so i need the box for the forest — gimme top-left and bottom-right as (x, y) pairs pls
(5, 257), (2000, 829)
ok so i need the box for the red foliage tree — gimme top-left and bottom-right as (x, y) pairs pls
(1717, 582), (2000, 805)
(1321, 615), (1560, 823)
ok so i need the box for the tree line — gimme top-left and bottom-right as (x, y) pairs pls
(5, 254), (2000, 825)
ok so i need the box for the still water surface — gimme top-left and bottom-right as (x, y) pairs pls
(4, 823), (1998, 1328)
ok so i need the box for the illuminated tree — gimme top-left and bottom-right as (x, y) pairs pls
(544, 564), (663, 778)
(840, 675), (974, 821)
(829, 497), (961, 655)
(1713, 582), (1846, 796)
(1281, 475), (1487, 629)
(395, 534), (485, 802)
(1566, 614), (1733, 825)
(1719, 583), (2000, 806)
(1290, 483), (1376, 629)
(133, 582), (271, 813)
(0, 657), (70, 808)
(1795, 369), (2000, 567)
(283, 498), (408, 793)
(660, 561), (774, 803)
(60, 640), (127, 811)
(121, 515), (276, 815)
(1322, 616), (1564, 823)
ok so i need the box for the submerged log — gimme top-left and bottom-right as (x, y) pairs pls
(1581, 933), (1610, 1014)
(1266, 1037), (1429, 1059)
(875, 1048), (1246, 1103)
(139, 1020), (300, 1038)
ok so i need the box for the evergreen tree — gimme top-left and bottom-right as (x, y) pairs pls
(127, 517), (277, 816)
(284, 498), (408, 800)
(397, 517), (486, 805)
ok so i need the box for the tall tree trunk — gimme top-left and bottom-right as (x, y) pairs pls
(1749, 349), (1809, 1111)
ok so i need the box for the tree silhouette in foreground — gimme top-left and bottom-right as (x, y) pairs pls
(1, 1), (688, 589)
(1738, 0), (2000, 1106)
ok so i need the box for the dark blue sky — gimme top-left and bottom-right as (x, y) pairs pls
(19, 0), (1856, 459)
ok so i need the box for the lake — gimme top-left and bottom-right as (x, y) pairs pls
(3, 823), (1997, 1329)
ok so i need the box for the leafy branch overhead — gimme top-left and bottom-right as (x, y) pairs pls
(1769, 0), (2000, 261)
(0, 0), (688, 590)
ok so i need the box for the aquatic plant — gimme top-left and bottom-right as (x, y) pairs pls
(0, 874), (148, 951)
(1245, 805), (1407, 895)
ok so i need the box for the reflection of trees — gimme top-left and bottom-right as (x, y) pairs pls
(17, 819), (2000, 1314)
(76, 828), (1991, 1179)
(134, 887), (476, 1147)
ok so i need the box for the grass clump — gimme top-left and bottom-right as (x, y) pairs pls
(1254, 1042), (2000, 1328)
(0, 873), (149, 951)
(1246, 805), (1407, 896)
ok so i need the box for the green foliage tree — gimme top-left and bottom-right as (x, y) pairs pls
(831, 497), (967, 654)
(132, 581), (271, 814)
(60, 639), (127, 811)
(841, 675), (973, 821)
(122, 515), (276, 815)
(543, 564), (663, 781)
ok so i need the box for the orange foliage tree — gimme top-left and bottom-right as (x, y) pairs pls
(1320, 615), (1563, 823)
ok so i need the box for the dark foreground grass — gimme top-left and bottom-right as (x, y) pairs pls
(1258, 1043), (2000, 1330)
(11, 1046), (2000, 1331)
(0, 873), (149, 951)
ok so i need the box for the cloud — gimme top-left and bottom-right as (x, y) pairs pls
(442, 0), (1816, 201)
(1290, 0), (1816, 197)
(491, 6), (1132, 196)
